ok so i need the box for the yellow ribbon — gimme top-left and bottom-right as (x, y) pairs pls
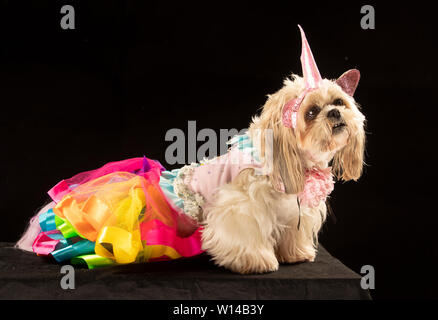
(94, 186), (145, 264)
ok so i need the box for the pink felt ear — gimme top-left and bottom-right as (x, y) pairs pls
(336, 69), (360, 96)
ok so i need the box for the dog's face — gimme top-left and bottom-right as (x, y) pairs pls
(295, 78), (366, 171)
(251, 71), (366, 194)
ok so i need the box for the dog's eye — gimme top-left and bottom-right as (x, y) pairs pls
(305, 106), (321, 120)
(332, 98), (344, 106)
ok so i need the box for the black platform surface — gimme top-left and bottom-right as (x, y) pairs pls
(0, 242), (370, 300)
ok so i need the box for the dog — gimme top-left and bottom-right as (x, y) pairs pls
(199, 26), (366, 274)
(16, 25), (365, 274)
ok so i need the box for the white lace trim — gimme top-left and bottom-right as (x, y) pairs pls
(173, 164), (205, 222)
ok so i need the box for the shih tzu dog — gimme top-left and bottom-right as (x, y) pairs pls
(16, 25), (365, 275)
(200, 25), (366, 274)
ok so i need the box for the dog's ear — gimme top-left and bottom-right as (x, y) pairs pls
(332, 122), (365, 181)
(336, 69), (360, 96)
(273, 129), (305, 194)
(253, 76), (306, 194)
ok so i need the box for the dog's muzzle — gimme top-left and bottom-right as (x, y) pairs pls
(327, 109), (346, 134)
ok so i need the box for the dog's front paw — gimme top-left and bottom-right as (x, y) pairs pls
(277, 248), (316, 264)
(223, 249), (279, 274)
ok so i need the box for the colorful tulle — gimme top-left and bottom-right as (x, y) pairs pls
(32, 157), (203, 269)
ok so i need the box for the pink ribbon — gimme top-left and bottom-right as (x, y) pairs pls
(32, 230), (62, 256)
(140, 219), (204, 258)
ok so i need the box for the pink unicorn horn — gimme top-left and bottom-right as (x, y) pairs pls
(282, 25), (324, 129)
(298, 24), (323, 89)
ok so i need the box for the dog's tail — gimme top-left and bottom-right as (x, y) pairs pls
(15, 201), (55, 252)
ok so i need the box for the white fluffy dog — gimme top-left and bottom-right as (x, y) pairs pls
(200, 27), (365, 274)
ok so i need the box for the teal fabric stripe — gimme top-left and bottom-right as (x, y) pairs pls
(38, 208), (57, 232)
(159, 169), (184, 210)
(52, 239), (96, 263)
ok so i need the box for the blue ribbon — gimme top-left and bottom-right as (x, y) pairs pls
(52, 240), (96, 263)
(38, 209), (57, 232)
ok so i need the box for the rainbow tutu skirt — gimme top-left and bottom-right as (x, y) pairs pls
(31, 157), (203, 269)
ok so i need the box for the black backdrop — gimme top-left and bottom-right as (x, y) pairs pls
(1, 1), (437, 299)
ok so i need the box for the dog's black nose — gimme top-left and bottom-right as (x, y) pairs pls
(327, 109), (341, 119)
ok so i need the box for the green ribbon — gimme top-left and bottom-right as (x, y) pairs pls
(54, 215), (82, 239)
(71, 254), (117, 269)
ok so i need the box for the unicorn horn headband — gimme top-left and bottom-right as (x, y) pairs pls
(282, 25), (322, 129)
(282, 25), (361, 129)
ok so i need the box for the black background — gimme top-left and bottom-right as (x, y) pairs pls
(1, 1), (437, 299)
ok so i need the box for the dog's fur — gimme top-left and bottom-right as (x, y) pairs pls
(200, 75), (366, 274)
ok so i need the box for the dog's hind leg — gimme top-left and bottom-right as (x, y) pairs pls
(201, 169), (281, 274)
